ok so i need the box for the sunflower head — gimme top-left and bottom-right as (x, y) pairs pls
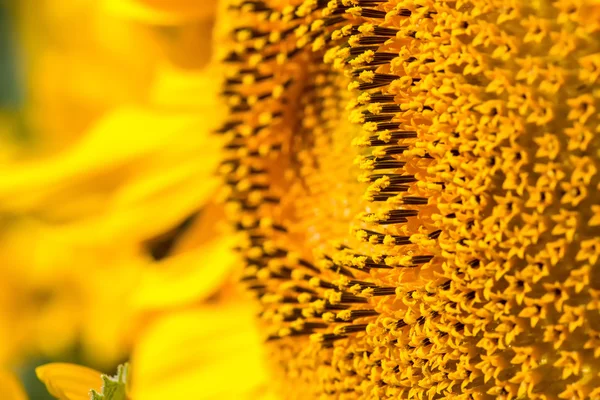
(216, 0), (600, 398)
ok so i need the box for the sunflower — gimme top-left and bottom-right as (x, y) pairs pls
(215, 0), (600, 398)
(30, 0), (600, 399)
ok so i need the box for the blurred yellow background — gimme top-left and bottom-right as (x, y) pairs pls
(0, 1), (271, 399)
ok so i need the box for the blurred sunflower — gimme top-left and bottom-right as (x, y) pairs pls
(1, 0), (249, 398)
(21, 0), (600, 399)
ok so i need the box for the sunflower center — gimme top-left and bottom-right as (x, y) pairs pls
(217, 0), (600, 398)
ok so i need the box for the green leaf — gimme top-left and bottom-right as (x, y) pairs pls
(89, 364), (129, 400)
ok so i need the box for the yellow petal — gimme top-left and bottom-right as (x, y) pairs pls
(36, 363), (102, 400)
(132, 235), (238, 311)
(50, 175), (219, 248)
(0, 370), (27, 400)
(103, 0), (217, 25)
(132, 305), (270, 400)
(0, 107), (216, 214)
(170, 200), (226, 254)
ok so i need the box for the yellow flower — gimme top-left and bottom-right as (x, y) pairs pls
(17, 0), (600, 399)
(215, 0), (600, 398)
